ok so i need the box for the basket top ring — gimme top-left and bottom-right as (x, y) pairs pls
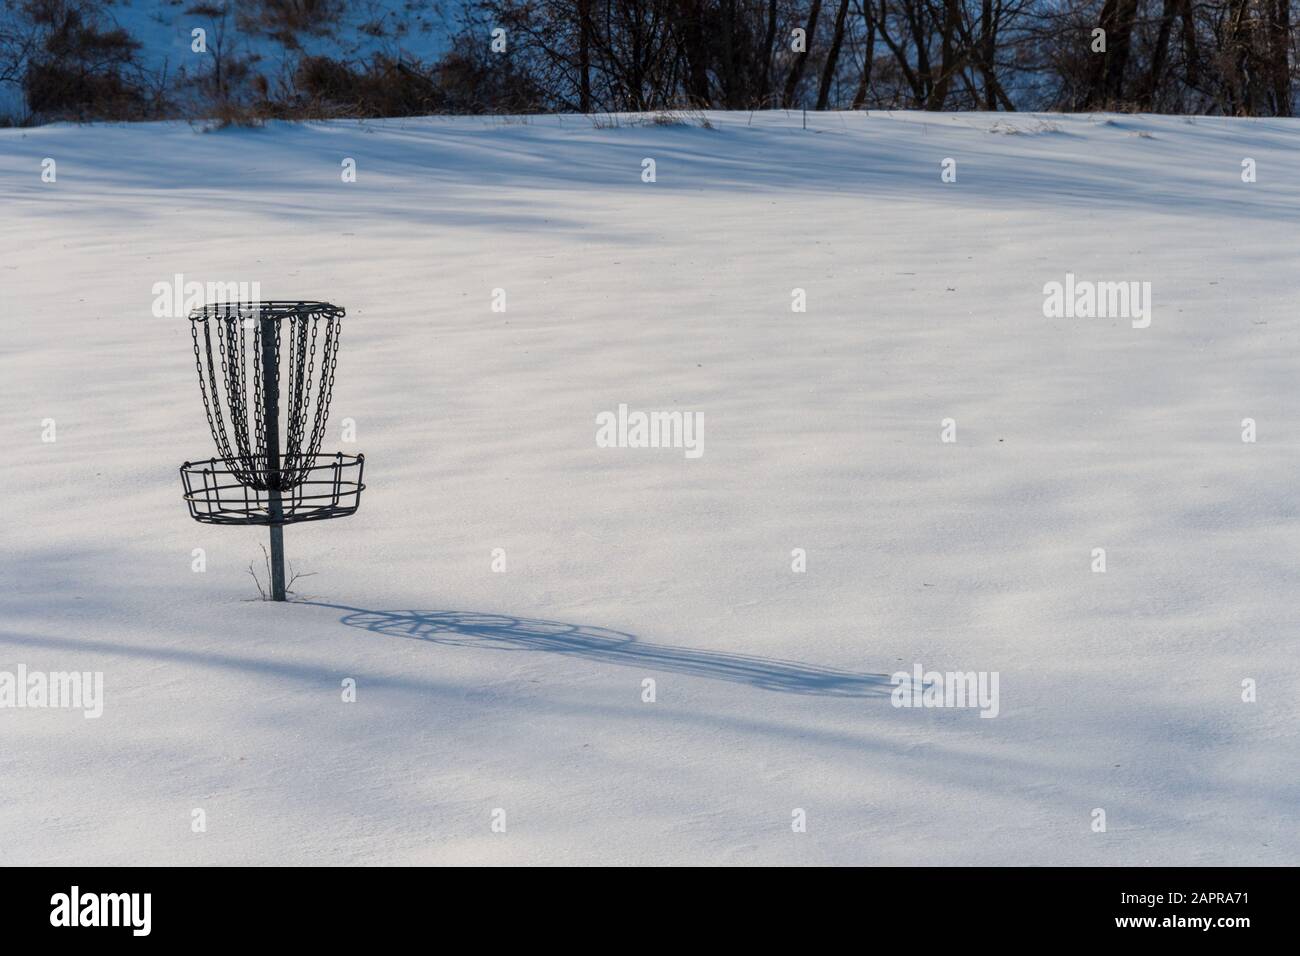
(188, 301), (346, 322)
(179, 451), (365, 470)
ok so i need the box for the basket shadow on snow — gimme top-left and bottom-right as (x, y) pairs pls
(310, 602), (889, 698)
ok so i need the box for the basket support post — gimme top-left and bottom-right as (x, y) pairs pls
(268, 522), (285, 601)
(260, 314), (287, 601)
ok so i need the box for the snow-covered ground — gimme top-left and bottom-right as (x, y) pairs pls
(1, 111), (1297, 865)
(101, 0), (459, 76)
(0, 0), (461, 123)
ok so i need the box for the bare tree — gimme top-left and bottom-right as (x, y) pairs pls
(783, 0), (823, 106)
(817, 0), (852, 107)
(850, 0), (878, 106)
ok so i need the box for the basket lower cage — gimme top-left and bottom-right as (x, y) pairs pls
(180, 452), (365, 526)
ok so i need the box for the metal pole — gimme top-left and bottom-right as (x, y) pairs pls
(260, 315), (286, 601)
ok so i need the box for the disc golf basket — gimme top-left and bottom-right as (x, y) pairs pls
(179, 301), (365, 601)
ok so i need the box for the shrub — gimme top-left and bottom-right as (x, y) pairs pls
(249, 0), (344, 36)
(295, 55), (443, 117)
(19, 1), (152, 120)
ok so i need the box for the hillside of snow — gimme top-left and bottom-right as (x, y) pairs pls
(0, 0), (462, 123)
(103, 0), (458, 71)
(1, 110), (1297, 865)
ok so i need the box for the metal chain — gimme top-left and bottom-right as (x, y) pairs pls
(230, 310), (257, 481)
(304, 311), (341, 467)
(297, 312), (321, 481)
(284, 315), (313, 484)
(249, 312), (267, 485)
(189, 303), (345, 494)
(203, 318), (238, 466)
(190, 320), (222, 454)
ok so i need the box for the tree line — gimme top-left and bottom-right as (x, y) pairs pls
(465, 0), (1295, 115)
(2, 0), (1294, 123)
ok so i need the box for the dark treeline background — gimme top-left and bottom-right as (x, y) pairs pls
(1, 0), (1295, 123)
(470, 0), (1294, 115)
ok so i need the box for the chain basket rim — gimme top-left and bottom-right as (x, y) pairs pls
(188, 301), (347, 323)
(180, 451), (365, 527)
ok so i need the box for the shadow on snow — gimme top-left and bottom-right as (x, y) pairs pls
(308, 601), (890, 698)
